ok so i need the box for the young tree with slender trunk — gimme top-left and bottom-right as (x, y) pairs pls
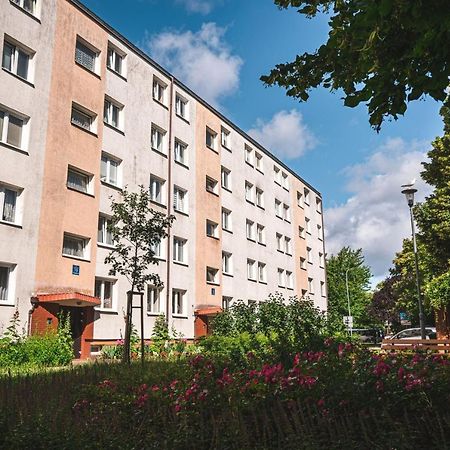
(105, 185), (174, 364)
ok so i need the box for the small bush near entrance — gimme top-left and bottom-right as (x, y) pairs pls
(0, 311), (73, 369)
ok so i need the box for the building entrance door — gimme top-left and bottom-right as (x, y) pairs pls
(60, 306), (85, 358)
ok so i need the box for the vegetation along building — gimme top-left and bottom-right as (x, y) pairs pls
(0, 0), (327, 358)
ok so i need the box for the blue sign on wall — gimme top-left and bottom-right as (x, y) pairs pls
(72, 265), (80, 276)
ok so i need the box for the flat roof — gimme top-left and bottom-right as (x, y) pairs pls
(70, 0), (322, 197)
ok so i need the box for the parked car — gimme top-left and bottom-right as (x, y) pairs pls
(351, 328), (384, 344)
(385, 327), (436, 340)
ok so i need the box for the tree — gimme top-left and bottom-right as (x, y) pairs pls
(368, 276), (400, 329)
(105, 186), (174, 364)
(261, 1), (450, 130)
(326, 247), (372, 327)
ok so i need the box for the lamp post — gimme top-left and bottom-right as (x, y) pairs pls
(345, 268), (352, 336)
(401, 186), (426, 340)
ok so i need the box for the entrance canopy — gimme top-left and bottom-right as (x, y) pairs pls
(195, 306), (222, 316)
(36, 292), (101, 307)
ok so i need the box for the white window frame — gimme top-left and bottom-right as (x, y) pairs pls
(67, 166), (94, 195)
(100, 152), (121, 187)
(62, 233), (90, 260)
(222, 296), (232, 310)
(0, 183), (22, 226)
(256, 224), (265, 245)
(300, 257), (307, 270)
(320, 281), (326, 297)
(278, 268), (285, 288)
(2, 37), (34, 82)
(206, 127), (217, 151)
(151, 124), (166, 155)
(150, 238), (164, 260)
(275, 199), (282, 218)
(308, 277), (314, 295)
(147, 285), (164, 315)
(304, 188), (310, 205)
(255, 152), (263, 172)
(297, 191), (303, 207)
(172, 289), (187, 317)
(103, 97), (123, 130)
(175, 93), (189, 120)
(222, 251), (232, 276)
(307, 247), (313, 264)
(107, 44), (126, 77)
(317, 224), (323, 240)
(283, 204), (291, 222)
(71, 103), (96, 133)
(0, 263), (16, 305)
(316, 197), (322, 213)
(206, 176), (218, 195)
(281, 172), (289, 190)
(244, 144), (254, 166)
(245, 181), (254, 203)
(75, 37), (99, 74)
(173, 186), (188, 214)
(174, 139), (188, 166)
(0, 105), (28, 150)
(11, 0), (39, 17)
(319, 252), (325, 268)
(274, 166), (281, 185)
(149, 174), (166, 205)
(258, 262), (267, 283)
(286, 271), (293, 290)
(255, 188), (264, 208)
(94, 277), (116, 311)
(246, 219), (255, 241)
(221, 127), (230, 149)
(153, 76), (167, 105)
(299, 226), (305, 239)
(206, 220), (218, 238)
(206, 266), (219, 285)
(285, 237), (292, 255)
(247, 259), (256, 281)
(276, 233), (283, 252)
(305, 217), (311, 234)
(221, 167), (231, 191)
(221, 208), (232, 232)
(97, 214), (114, 247)
(173, 237), (187, 264)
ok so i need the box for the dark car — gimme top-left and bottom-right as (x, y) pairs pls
(351, 328), (384, 344)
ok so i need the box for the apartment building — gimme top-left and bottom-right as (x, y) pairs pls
(0, 0), (327, 358)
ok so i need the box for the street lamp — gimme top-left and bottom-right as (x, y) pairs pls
(345, 268), (352, 336)
(401, 184), (426, 340)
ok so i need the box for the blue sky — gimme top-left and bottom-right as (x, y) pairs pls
(80, 0), (443, 282)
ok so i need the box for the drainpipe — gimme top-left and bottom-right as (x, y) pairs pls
(165, 76), (175, 328)
(28, 296), (39, 336)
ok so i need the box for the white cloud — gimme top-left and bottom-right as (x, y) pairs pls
(146, 23), (243, 108)
(325, 137), (432, 280)
(247, 110), (317, 160)
(174, 0), (216, 14)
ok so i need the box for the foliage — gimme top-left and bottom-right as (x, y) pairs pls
(326, 247), (372, 327)
(104, 185), (174, 363)
(261, 1), (450, 130)
(151, 314), (170, 354)
(426, 271), (450, 309)
(368, 276), (401, 328)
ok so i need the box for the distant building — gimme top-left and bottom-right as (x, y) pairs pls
(0, 0), (327, 358)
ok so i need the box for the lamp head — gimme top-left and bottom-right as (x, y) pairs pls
(401, 187), (417, 207)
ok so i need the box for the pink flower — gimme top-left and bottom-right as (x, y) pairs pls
(397, 367), (405, 381)
(151, 385), (160, 392)
(317, 399), (325, 408)
(174, 404), (181, 413)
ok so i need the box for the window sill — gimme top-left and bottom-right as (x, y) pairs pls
(275, 215), (283, 220)
(153, 98), (169, 110)
(172, 314), (188, 319)
(0, 300), (15, 307)
(206, 281), (220, 286)
(248, 278), (257, 283)
(223, 272), (233, 278)
(256, 205), (265, 211)
(151, 147), (168, 158)
(308, 261), (313, 265)
(258, 242), (266, 246)
(173, 260), (188, 267)
(300, 236), (306, 240)
(97, 242), (115, 250)
(154, 256), (166, 262)
(67, 186), (95, 198)
(306, 231), (312, 236)
(297, 204), (304, 209)
(150, 200), (167, 209)
(174, 160), (189, 170)
(277, 285), (286, 289)
(256, 168), (264, 175)
(100, 180), (122, 192)
(245, 199), (255, 205)
(175, 113), (190, 125)
(206, 235), (220, 241)
(106, 66), (127, 81)
(300, 267), (307, 271)
(222, 186), (232, 193)
(221, 145), (231, 152)
(174, 209), (189, 217)
(104, 121), (125, 135)
(75, 61), (101, 80)
(277, 249), (284, 254)
(2, 68), (35, 87)
(147, 311), (165, 317)
(9, 1), (41, 22)
(206, 145), (218, 154)
(96, 308), (119, 314)
(62, 254), (91, 263)
(287, 287), (294, 291)
(206, 190), (219, 197)
(71, 122), (98, 137)
(0, 220), (22, 229)
(284, 219), (291, 224)
(286, 253), (293, 257)
(259, 280), (268, 285)
(222, 228), (233, 234)
(247, 237), (256, 243)
(0, 140), (29, 155)
(283, 187), (289, 192)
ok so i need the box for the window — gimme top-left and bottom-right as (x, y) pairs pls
(221, 167), (231, 191)
(150, 239), (163, 259)
(149, 175), (165, 204)
(104, 97), (123, 130)
(305, 217), (311, 234)
(174, 139), (188, 166)
(71, 103), (95, 132)
(206, 220), (218, 238)
(317, 224), (323, 240)
(319, 252), (325, 268)
(258, 262), (267, 283)
(320, 281), (326, 297)
(307, 247), (312, 263)
(75, 38), (98, 73)
(97, 215), (113, 246)
(107, 45), (124, 76)
(206, 127), (216, 150)
(11, 0), (37, 15)
(297, 191), (303, 207)
(316, 197), (322, 213)
(221, 127), (230, 149)
(299, 226), (305, 239)
(275, 199), (282, 217)
(151, 125), (166, 154)
(62, 233), (89, 259)
(0, 264), (15, 303)
(256, 188), (264, 208)
(281, 172), (289, 190)
(206, 267), (219, 284)
(246, 219), (255, 241)
(100, 153), (120, 186)
(147, 285), (163, 314)
(308, 277), (314, 294)
(0, 107), (26, 148)
(255, 152), (263, 172)
(245, 181), (254, 203)
(173, 237), (187, 263)
(286, 271), (293, 289)
(244, 144), (253, 165)
(67, 167), (92, 194)
(257, 224), (265, 245)
(95, 278), (115, 310)
(222, 296), (232, 310)
(222, 208), (232, 231)
(175, 94), (188, 120)
(2, 38), (32, 81)
(285, 237), (292, 255)
(300, 257), (307, 270)
(304, 188), (310, 205)
(173, 186), (188, 213)
(301, 289), (308, 298)
(283, 204), (290, 222)
(172, 289), (186, 316)
(205, 176), (218, 194)
(0, 185), (20, 224)
(222, 252), (232, 275)
(276, 233), (283, 252)
(247, 259), (256, 281)
(278, 269), (285, 287)
(274, 166), (281, 184)
(153, 77), (167, 105)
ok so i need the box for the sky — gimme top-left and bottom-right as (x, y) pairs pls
(80, 0), (444, 285)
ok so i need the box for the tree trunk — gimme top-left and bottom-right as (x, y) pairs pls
(122, 286), (134, 364)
